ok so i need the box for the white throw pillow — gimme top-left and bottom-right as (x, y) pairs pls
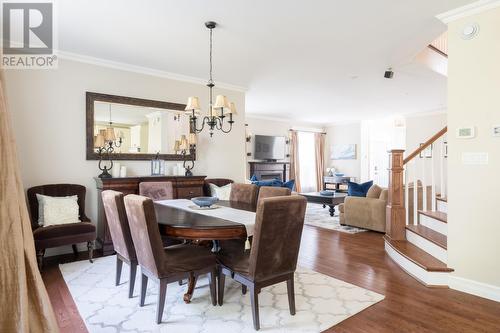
(209, 183), (232, 200)
(36, 194), (81, 227)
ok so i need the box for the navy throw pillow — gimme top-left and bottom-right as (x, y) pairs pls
(283, 179), (295, 191)
(250, 174), (258, 182)
(252, 178), (283, 187)
(347, 180), (373, 197)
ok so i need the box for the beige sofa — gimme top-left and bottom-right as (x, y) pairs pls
(338, 185), (388, 232)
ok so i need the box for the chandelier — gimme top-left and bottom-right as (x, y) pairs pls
(185, 21), (236, 137)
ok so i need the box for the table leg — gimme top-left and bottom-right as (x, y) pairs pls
(322, 204), (326, 208)
(183, 272), (197, 303)
(329, 205), (335, 217)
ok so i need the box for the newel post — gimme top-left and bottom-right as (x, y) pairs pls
(386, 149), (406, 240)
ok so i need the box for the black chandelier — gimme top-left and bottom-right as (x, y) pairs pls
(184, 21), (236, 137)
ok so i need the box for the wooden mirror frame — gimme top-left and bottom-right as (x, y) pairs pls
(86, 92), (195, 161)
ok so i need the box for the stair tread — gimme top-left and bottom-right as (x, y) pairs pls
(419, 210), (447, 223)
(406, 225), (447, 249)
(385, 237), (453, 272)
(436, 196), (448, 203)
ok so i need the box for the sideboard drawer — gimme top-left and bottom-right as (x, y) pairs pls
(177, 186), (203, 199)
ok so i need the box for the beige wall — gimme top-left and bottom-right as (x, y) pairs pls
(324, 122), (361, 179)
(447, 7), (500, 293)
(4, 59), (246, 253)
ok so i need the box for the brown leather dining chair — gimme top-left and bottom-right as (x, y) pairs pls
(139, 181), (174, 201)
(217, 195), (307, 330)
(123, 194), (217, 324)
(102, 190), (138, 298)
(257, 186), (291, 202)
(27, 184), (96, 270)
(230, 183), (258, 207)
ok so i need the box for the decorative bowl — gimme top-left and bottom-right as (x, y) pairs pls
(191, 196), (219, 208)
(334, 173), (345, 177)
(319, 190), (335, 196)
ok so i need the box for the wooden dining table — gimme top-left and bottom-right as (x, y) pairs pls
(154, 200), (256, 303)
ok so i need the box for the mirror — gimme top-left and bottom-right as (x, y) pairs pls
(86, 92), (195, 160)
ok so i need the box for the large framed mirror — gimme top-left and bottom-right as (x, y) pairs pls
(86, 92), (194, 161)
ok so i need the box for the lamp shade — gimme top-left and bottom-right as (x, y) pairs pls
(213, 95), (230, 109)
(179, 135), (188, 150)
(188, 133), (197, 145)
(173, 140), (180, 152)
(94, 133), (105, 148)
(226, 102), (237, 115)
(185, 96), (201, 112)
(105, 127), (116, 141)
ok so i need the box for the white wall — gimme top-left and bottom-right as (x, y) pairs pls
(324, 122), (361, 179)
(446, 6), (500, 300)
(4, 58), (246, 253)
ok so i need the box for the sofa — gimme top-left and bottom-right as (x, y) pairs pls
(338, 184), (388, 232)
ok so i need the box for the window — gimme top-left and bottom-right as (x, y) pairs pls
(298, 131), (317, 192)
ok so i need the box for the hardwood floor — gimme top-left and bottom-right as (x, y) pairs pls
(41, 225), (500, 333)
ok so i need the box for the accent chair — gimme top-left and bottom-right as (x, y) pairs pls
(27, 184), (96, 270)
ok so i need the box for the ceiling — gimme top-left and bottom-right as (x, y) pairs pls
(57, 0), (474, 124)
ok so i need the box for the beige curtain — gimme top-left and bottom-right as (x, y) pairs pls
(0, 74), (59, 332)
(314, 133), (325, 191)
(289, 130), (301, 192)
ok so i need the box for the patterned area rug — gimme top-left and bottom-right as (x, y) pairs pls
(304, 203), (367, 234)
(60, 256), (384, 333)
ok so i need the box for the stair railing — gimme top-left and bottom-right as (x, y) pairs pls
(386, 126), (447, 241)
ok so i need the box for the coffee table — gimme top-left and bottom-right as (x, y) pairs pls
(300, 191), (347, 216)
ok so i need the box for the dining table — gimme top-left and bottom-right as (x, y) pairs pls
(154, 199), (257, 303)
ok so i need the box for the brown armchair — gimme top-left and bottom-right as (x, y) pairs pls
(27, 184), (96, 269)
(338, 185), (388, 232)
(217, 195), (307, 330)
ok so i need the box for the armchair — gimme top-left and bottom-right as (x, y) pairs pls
(27, 184), (96, 269)
(338, 185), (388, 232)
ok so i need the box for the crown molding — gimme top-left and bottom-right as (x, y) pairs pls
(403, 108), (447, 118)
(245, 114), (325, 127)
(57, 50), (247, 92)
(436, 0), (500, 23)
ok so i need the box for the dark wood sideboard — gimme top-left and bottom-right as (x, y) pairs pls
(95, 175), (206, 255)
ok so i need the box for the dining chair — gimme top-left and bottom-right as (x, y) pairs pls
(257, 186), (291, 202)
(123, 194), (217, 324)
(139, 181), (174, 201)
(229, 183), (258, 207)
(27, 184), (96, 270)
(217, 195), (307, 330)
(102, 190), (138, 298)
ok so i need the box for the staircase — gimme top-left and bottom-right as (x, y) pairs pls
(415, 32), (448, 76)
(385, 127), (453, 287)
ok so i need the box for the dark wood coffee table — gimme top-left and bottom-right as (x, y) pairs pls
(300, 191), (347, 216)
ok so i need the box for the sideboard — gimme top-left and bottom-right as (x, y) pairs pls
(95, 175), (206, 255)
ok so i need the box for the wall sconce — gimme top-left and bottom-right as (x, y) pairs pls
(246, 133), (252, 142)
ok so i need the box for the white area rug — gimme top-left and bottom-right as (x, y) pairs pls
(60, 256), (384, 333)
(304, 203), (367, 234)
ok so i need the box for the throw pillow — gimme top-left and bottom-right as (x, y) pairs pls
(252, 179), (283, 187)
(250, 175), (258, 182)
(209, 183), (232, 200)
(366, 184), (382, 198)
(347, 180), (373, 197)
(283, 179), (295, 191)
(36, 194), (80, 227)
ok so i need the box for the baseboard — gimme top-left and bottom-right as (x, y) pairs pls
(449, 276), (500, 303)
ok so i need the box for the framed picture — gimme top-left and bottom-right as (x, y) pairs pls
(331, 144), (356, 160)
(419, 143), (433, 158)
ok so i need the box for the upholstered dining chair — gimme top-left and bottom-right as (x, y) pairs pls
(217, 195), (307, 330)
(102, 190), (138, 298)
(27, 184), (96, 270)
(229, 183), (258, 207)
(123, 194), (217, 324)
(257, 186), (291, 202)
(139, 181), (174, 201)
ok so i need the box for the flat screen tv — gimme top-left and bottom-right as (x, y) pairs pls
(254, 135), (286, 161)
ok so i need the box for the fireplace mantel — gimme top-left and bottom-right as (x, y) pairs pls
(248, 161), (290, 182)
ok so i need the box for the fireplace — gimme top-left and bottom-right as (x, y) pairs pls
(248, 161), (290, 181)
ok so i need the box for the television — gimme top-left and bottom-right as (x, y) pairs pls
(254, 135), (286, 161)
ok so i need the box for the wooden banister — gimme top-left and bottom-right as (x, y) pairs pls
(403, 126), (447, 165)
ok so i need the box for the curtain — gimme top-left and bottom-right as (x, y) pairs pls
(314, 133), (325, 191)
(0, 73), (59, 332)
(289, 130), (301, 192)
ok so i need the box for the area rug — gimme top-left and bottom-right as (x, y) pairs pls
(60, 255), (384, 333)
(304, 203), (367, 234)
